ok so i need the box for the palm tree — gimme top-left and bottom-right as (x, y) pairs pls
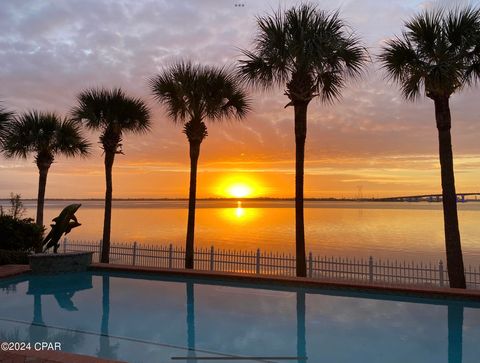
(379, 7), (480, 288)
(71, 88), (151, 263)
(238, 4), (367, 276)
(2, 111), (90, 230)
(150, 62), (250, 269)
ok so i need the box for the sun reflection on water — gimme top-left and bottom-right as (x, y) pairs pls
(235, 201), (245, 218)
(220, 201), (259, 223)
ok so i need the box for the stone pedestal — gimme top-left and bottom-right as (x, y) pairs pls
(29, 252), (93, 274)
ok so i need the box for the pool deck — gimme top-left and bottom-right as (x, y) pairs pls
(0, 349), (126, 363)
(0, 265), (30, 279)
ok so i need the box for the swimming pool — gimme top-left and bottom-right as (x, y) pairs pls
(1, 271), (479, 363)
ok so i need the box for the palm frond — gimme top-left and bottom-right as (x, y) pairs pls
(405, 9), (443, 59)
(237, 50), (287, 90)
(55, 118), (91, 157)
(0, 106), (15, 142)
(71, 88), (109, 130)
(149, 61), (196, 123)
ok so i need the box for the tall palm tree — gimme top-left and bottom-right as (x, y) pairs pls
(150, 62), (250, 269)
(238, 4), (367, 276)
(71, 88), (151, 263)
(2, 111), (90, 230)
(379, 7), (480, 288)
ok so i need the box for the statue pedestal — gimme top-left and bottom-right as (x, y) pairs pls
(29, 252), (93, 274)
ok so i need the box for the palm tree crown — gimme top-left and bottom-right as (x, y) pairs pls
(379, 7), (480, 100)
(150, 61), (250, 142)
(71, 88), (151, 153)
(238, 4), (367, 104)
(2, 110), (90, 165)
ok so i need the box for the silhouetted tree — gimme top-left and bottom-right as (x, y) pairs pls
(72, 88), (151, 263)
(379, 6), (480, 288)
(150, 62), (250, 269)
(2, 111), (89, 228)
(238, 4), (367, 276)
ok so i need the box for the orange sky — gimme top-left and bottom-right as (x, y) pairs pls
(0, 0), (479, 199)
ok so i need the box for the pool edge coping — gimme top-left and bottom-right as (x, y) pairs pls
(90, 263), (480, 301)
(1, 263), (479, 301)
(0, 264), (31, 279)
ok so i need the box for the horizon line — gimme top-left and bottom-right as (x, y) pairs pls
(2, 195), (479, 202)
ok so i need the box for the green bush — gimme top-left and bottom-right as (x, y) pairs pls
(0, 249), (29, 265)
(0, 215), (44, 252)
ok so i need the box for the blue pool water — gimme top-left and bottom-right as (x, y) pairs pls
(1, 272), (479, 363)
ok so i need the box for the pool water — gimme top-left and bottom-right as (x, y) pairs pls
(0, 272), (479, 363)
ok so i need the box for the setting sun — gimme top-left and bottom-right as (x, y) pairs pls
(228, 184), (252, 198)
(215, 175), (264, 198)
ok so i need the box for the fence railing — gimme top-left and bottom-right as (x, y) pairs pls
(63, 239), (480, 289)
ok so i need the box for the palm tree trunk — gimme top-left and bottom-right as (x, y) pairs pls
(434, 97), (466, 288)
(36, 165), (49, 230)
(294, 103), (308, 277)
(101, 151), (115, 263)
(185, 141), (201, 269)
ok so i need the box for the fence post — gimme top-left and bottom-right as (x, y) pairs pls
(98, 240), (102, 263)
(210, 246), (214, 271)
(369, 256), (374, 283)
(308, 252), (313, 278)
(63, 237), (67, 253)
(132, 242), (137, 266)
(439, 260), (444, 287)
(256, 249), (261, 274)
(168, 244), (173, 269)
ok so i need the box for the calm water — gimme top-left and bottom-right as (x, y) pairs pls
(5, 200), (480, 264)
(0, 271), (479, 362)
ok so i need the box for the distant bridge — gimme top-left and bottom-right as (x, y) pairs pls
(377, 192), (480, 202)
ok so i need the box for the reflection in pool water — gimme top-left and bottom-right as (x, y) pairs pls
(0, 272), (479, 362)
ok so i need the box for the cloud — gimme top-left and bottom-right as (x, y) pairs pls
(0, 0), (479, 197)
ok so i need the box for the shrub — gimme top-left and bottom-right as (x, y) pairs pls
(0, 215), (44, 252)
(0, 249), (29, 265)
